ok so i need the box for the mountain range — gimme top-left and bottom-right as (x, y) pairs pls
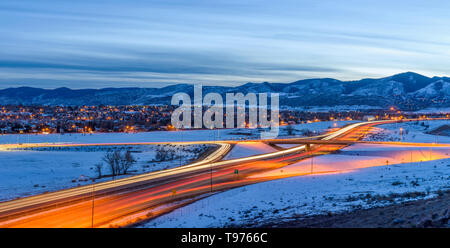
(1, 72), (449, 110)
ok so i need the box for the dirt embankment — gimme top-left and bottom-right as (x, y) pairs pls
(259, 191), (450, 228)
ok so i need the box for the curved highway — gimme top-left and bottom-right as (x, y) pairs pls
(0, 120), (405, 227)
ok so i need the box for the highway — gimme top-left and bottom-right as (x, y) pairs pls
(0, 119), (423, 227)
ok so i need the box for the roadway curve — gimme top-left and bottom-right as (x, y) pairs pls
(0, 120), (398, 227)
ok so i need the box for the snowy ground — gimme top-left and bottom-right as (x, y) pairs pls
(287, 120), (358, 137)
(364, 120), (450, 143)
(283, 105), (381, 112)
(0, 121), (358, 145)
(223, 142), (277, 160)
(410, 107), (450, 114)
(142, 144), (450, 228)
(0, 144), (212, 202)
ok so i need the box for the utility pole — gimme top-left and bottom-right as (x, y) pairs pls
(411, 151), (413, 163)
(210, 164), (213, 192)
(430, 146), (432, 160)
(211, 129), (214, 192)
(91, 182), (95, 228)
(179, 131), (182, 166)
(83, 176), (96, 228)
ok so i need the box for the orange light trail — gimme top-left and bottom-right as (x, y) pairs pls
(0, 118), (448, 227)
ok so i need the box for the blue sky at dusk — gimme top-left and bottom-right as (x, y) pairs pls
(1, 0), (449, 88)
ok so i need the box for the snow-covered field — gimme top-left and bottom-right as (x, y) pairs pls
(283, 105), (381, 112)
(0, 144), (211, 202)
(364, 120), (450, 143)
(287, 120), (358, 137)
(223, 142), (277, 160)
(143, 146), (450, 228)
(410, 107), (450, 114)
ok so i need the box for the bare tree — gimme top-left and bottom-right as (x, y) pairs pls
(94, 163), (103, 179)
(120, 150), (136, 174)
(103, 151), (119, 177)
(155, 147), (173, 161)
(102, 150), (136, 177)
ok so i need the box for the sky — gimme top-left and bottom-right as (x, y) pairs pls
(1, 0), (450, 89)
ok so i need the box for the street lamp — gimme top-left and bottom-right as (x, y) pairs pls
(210, 163), (213, 192)
(400, 127), (403, 142)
